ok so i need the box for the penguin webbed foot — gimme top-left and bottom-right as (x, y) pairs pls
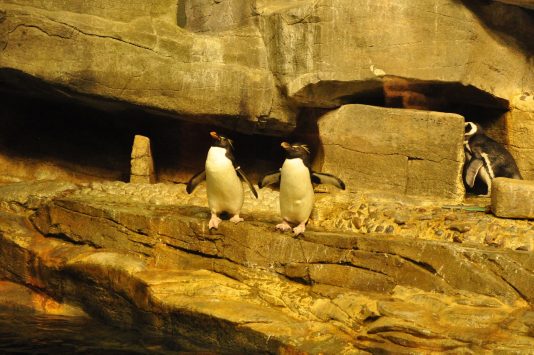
(292, 222), (306, 236)
(208, 214), (222, 230)
(276, 221), (292, 232)
(229, 214), (244, 224)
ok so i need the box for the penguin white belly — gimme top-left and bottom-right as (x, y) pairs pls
(279, 159), (314, 224)
(205, 147), (244, 215)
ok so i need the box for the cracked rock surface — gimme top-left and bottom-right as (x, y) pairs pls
(1, 180), (533, 353)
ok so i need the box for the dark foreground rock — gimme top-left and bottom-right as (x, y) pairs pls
(1, 180), (534, 353)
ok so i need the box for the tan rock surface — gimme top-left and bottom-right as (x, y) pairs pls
(492, 178), (534, 219)
(257, 0), (532, 106)
(130, 135), (155, 184)
(0, 1), (294, 134)
(507, 94), (534, 180)
(1, 180), (533, 352)
(316, 104), (465, 200)
(1, 0), (532, 125)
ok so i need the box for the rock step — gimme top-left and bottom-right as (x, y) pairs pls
(492, 178), (534, 219)
(2, 206), (534, 352)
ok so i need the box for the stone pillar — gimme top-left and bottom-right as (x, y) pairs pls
(505, 94), (534, 181)
(130, 135), (156, 184)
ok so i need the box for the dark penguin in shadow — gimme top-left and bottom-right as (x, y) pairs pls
(463, 121), (522, 196)
(258, 142), (345, 235)
(186, 131), (257, 229)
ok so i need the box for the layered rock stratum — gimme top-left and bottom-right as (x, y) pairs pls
(1, 180), (533, 353)
(0, 1), (533, 353)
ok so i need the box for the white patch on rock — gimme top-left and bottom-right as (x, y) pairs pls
(370, 65), (386, 77)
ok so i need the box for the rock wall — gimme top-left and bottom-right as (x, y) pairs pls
(0, 0), (532, 194)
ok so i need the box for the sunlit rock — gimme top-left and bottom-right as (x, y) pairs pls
(316, 104), (465, 200)
(492, 178), (534, 219)
(130, 135), (156, 184)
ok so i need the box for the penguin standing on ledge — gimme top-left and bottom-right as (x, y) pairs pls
(259, 142), (345, 236)
(463, 121), (522, 196)
(187, 131), (257, 229)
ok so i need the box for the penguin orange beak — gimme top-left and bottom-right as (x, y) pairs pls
(210, 131), (220, 140)
(281, 142), (291, 150)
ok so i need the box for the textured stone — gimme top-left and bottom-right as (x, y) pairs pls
(0, 280), (87, 316)
(506, 94), (534, 180)
(1, 0), (532, 131)
(130, 135), (155, 184)
(316, 104), (465, 200)
(492, 178), (534, 219)
(257, 0), (532, 106)
(0, 1), (294, 134)
(1, 180), (534, 353)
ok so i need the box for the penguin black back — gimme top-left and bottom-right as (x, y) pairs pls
(465, 123), (522, 180)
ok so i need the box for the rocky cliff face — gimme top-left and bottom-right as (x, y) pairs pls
(0, 0), (533, 198)
(1, 181), (533, 353)
(0, 1), (533, 352)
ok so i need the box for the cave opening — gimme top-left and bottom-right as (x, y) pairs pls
(0, 91), (288, 185)
(0, 75), (512, 194)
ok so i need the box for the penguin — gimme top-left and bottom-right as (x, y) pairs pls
(463, 121), (522, 196)
(258, 142), (345, 235)
(186, 131), (258, 229)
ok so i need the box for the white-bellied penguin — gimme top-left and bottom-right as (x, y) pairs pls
(186, 131), (258, 229)
(464, 121), (522, 195)
(258, 142), (345, 235)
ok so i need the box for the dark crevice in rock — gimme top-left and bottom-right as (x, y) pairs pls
(46, 232), (102, 249)
(363, 315), (382, 324)
(486, 259), (530, 302)
(398, 256), (438, 275)
(163, 242), (222, 260)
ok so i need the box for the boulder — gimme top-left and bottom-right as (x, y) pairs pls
(316, 104), (465, 200)
(492, 178), (534, 219)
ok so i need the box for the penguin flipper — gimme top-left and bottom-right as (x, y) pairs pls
(186, 170), (206, 194)
(236, 167), (258, 199)
(258, 171), (281, 189)
(465, 159), (484, 188)
(312, 172), (346, 190)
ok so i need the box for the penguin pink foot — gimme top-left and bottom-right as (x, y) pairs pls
(292, 222), (307, 236)
(276, 220), (292, 232)
(229, 214), (244, 224)
(209, 213), (222, 229)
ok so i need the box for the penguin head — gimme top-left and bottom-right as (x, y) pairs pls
(281, 142), (311, 160)
(464, 121), (481, 138)
(210, 131), (234, 152)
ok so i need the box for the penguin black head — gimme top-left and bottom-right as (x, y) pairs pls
(210, 131), (234, 152)
(464, 121), (482, 139)
(281, 142), (311, 160)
